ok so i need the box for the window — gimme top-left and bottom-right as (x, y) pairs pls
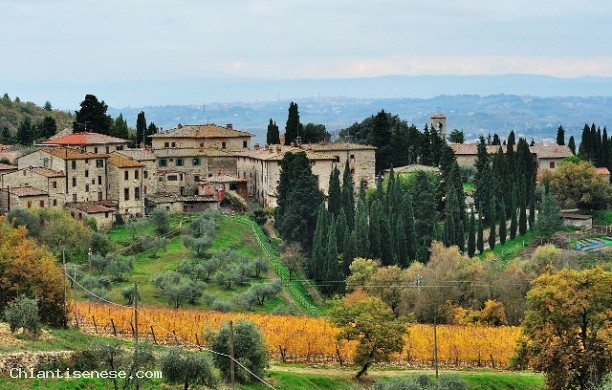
(144, 186), (147, 195)
(221, 141), (227, 149)
(549, 161), (556, 169)
(192, 158), (201, 166)
(124, 171), (129, 180)
(158, 159), (168, 167)
(135, 187), (140, 200)
(194, 175), (200, 182)
(98, 192), (103, 201)
(53, 199), (57, 206)
(164, 142), (169, 148)
(27, 201), (32, 208)
(105, 146), (110, 153)
(350, 154), (355, 160)
(71, 160), (77, 169)
(143, 170), (148, 179)
(85, 184), (89, 192)
(85, 159), (89, 164)
(135, 170), (139, 179)
(72, 177), (77, 187)
(116, 145), (123, 150)
(167, 175), (178, 181)
(85, 169), (89, 177)
(124, 188), (130, 201)
(98, 176), (102, 185)
(96, 159), (104, 168)
(43, 158), (49, 168)
(39, 200), (45, 208)
(176, 158), (184, 167)
(171, 142), (176, 147)
(94, 147), (98, 153)
(72, 193), (77, 203)
(243, 140), (247, 148)
(334, 155), (340, 162)
(91, 179), (95, 184)
(52, 181), (57, 189)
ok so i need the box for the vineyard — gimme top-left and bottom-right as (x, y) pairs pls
(73, 302), (521, 369)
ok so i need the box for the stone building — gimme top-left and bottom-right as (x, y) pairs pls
(0, 166), (67, 211)
(39, 132), (129, 154)
(150, 123), (252, 151)
(0, 185), (49, 212)
(304, 142), (377, 192)
(430, 113), (447, 140)
(107, 153), (145, 217)
(114, 149), (157, 197)
(65, 202), (116, 228)
(529, 144), (574, 172)
(18, 147), (109, 204)
(235, 144), (336, 207)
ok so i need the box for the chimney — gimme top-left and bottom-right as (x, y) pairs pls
(226, 123), (233, 129)
(276, 145), (282, 153)
(254, 143), (260, 150)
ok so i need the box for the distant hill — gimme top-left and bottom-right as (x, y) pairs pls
(0, 94), (74, 137)
(108, 94), (612, 145)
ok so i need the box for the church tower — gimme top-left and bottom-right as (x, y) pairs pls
(430, 113), (447, 141)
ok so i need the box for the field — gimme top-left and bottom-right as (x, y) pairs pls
(73, 302), (521, 369)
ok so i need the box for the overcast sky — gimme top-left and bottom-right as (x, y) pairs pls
(2, 0), (611, 82)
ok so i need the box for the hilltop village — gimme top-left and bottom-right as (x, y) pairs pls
(0, 114), (573, 228)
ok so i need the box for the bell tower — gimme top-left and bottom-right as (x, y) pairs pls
(430, 113), (447, 141)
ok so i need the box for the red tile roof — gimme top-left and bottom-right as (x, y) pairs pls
(40, 147), (108, 160)
(30, 167), (65, 177)
(108, 153), (144, 168)
(151, 124), (252, 139)
(8, 185), (47, 197)
(42, 132), (129, 146)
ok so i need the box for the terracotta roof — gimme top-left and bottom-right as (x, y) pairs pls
(237, 145), (335, 161)
(40, 147), (109, 160)
(304, 142), (376, 151)
(8, 185), (47, 197)
(146, 193), (217, 203)
(153, 147), (235, 158)
(47, 127), (73, 141)
(0, 163), (17, 171)
(530, 144), (573, 159)
(42, 132), (129, 145)
(155, 169), (187, 176)
(150, 124), (252, 139)
(431, 113), (447, 119)
(108, 153), (144, 168)
(114, 149), (157, 161)
(29, 167), (65, 177)
(449, 143), (504, 155)
(596, 167), (611, 175)
(67, 201), (116, 214)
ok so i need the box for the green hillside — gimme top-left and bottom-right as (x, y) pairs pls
(0, 93), (74, 140)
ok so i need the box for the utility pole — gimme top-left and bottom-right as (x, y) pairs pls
(62, 248), (68, 328)
(134, 283), (139, 343)
(229, 320), (235, 390)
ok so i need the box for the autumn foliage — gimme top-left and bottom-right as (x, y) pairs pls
(73, 302), (520, 368)
(0, 216), (67, 326)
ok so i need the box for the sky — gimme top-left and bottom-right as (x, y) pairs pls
(1, 0), (612, 106)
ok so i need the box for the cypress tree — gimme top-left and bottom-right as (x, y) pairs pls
(477, 208), (484, 254)
(556, 125), (565, 145)
(578, 123), (590, 159)
(467, 209), (476, 257)
(510, 185), (518, 240)
(341, 160), (355, 229)
(354, 197), (370, 258)
(284, 102), (301, 145)
(499, 196), (507, 245)
(368, 200), (383, 260)
(327, 167), (342, 216)
(528, 181), (536, 231)
(342, 226), (354, 276)
(474, 135), (491, 220)
(336, 208), (347, 250)
(488, 196), (497, 250)
(519, 176), (528, 236)
(395, 218), (409, 267)
(323, 216), (339, 296)
(136, 111), (147, 147)
(402, 193), (417, 261)
(309, 204), (328, 281)
(568, 136), (576, 155)
(457, 220), (465, 253)
(380, 216), (394, 266)
(266, 119), (280, 145)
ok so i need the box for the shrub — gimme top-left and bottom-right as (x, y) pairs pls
(161, 347), (218, 389)
(4, 296), (41, 338)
